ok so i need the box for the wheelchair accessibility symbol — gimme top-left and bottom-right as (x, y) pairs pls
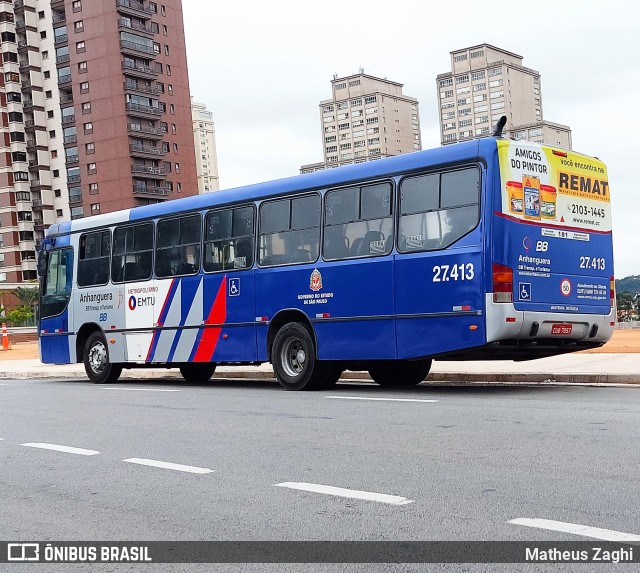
(519, 282), (532, 301)
(229, 278), (240, 297)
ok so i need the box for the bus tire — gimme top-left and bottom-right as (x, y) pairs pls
(272, 322), (327, 390)
(318, 363), (344, 389)
(179, 363), (216, 383)
(83, 331), (122, 384)
(368, 359), (432, 387)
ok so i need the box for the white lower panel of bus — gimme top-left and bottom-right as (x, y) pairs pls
(484, 294), (615, 344)
(125, 332), (153, 363)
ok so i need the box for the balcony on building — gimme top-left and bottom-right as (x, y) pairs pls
(22, 98), (33, 111)
(121, 59), (160, 77)
(133, 181), (168, 198)
(67, 173), (81, 184)
(52, 12), (66, 24)
(54, 33), (68, 45)
(63, 133), (77, 144)
(120, 38), (157, 57)
(123, 79), (161, 96)
(15, 19), (26, 31)
(59, 91), (73, 104)
(31, 198), (43, 208)
(127, 121), (163, 139)
(117, 17), (156, 35)
(116, 0), (154, 16)
(56, 53), (70, 65)
(130, 142), (165, 157)
(125, 101), (162, 117)
(24, 119), (36, 131)
(26, 138), (37, 150)
(17, 40), (28, 53)
(14, 0), (25, 10)
(68, 194), (83, 205)
(58, 73), (72, 85)
(131, 164), (166, 178)
(65, 154), (79, 166)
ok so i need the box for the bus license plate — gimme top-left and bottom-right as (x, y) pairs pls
(551, 324), (573, 335)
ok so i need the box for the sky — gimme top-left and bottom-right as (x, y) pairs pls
(181, 0), (639, 278)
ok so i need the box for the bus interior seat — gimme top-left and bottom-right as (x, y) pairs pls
(175, 262), (195, 275)
(260, 254), (289, 266)
(125, 262), (144, 281)
(289, 248), (312, 263)
(234, 238), (253, 268)
(324, 230), (349, 259)
(357, 230), (385, 256)
(349, 238), (363, 256)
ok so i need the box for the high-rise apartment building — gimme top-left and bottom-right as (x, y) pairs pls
(301, 71), (421, 173)
(191, 98), (219, 192)
(436, 44), (571, 149)
(0, 0), (197, 287)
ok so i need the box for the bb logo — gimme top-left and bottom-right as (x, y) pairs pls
(128, 296), (137, 310)
(309, 268), (322, 292)
(560, 278), (572, 297)
(536, 241), (548, 252)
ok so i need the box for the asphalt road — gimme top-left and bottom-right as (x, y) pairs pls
(1, 378), (639, 571)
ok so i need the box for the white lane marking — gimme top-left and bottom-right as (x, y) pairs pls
(99, 387), (181, 393)
(275, 482), (413, 506)
(509, 518), (640, 542)
(325, 396), (437, 403)
(123, 458), (214, 474)
(21, 443), (100, 456)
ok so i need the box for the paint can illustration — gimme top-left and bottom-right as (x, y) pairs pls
(523, 176), (541, 220)
(540, 184), (557, 220)
(506, 180), (523, 215)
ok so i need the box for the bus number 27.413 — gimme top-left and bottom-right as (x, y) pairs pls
(432, 263), (475, 282)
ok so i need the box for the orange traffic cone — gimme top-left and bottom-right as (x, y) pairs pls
(1, 322), (11, 351)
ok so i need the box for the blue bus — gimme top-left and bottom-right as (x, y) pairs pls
(38, 131), (615, 389)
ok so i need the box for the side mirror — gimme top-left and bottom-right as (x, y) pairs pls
(37, 250), (48, 277)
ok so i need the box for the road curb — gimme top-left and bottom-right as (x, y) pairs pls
(1, 368), (639, 385)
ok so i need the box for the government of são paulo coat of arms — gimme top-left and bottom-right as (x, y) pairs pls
(309, 268), (323, 292)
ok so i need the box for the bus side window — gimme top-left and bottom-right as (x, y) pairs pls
(259, 195), (320, 266)
(324, 182), (392, 260)
(156, 214), (200, 277)
(398, 167), (479, 253)
(77, 230), (110, 287)
(204, 206), (254, 273)
(112, 222), (154, 283)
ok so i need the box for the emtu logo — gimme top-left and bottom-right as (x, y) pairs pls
(128, 296), (137, 310)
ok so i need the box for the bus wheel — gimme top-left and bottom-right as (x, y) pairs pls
(318, 363), (344, 389)
(179, 363), (216, 383)
(84, 331), (122, 384)
(273, 322), (327, 390)
(368, 359), (432, 387)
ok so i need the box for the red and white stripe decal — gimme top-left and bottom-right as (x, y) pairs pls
(193, 277), (227, 362)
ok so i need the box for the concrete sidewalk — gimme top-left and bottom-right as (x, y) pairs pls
(1, 354), (639, 385)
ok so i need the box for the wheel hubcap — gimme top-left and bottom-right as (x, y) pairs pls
(88, 342), (107, 374)
(281, 337), (306, 378)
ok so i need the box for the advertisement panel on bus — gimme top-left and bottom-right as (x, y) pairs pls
(496, 140), (612, 316)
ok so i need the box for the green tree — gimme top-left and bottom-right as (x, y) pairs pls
(7, 306), (33, 325)
(14, 286), (39, 307)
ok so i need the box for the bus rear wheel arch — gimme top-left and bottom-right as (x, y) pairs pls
(272, 321), (337, 390)
(83, 331), (122, 384)
(368, 359), (432, 387)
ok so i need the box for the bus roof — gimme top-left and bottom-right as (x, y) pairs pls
(46, 137), (518, 237)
